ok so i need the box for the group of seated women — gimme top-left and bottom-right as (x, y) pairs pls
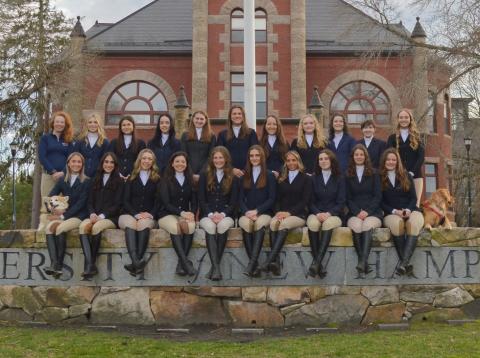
(38, 105), (425, 281)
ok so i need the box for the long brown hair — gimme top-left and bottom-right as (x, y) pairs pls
(328, 112), (350, 139)
(64, 152), (87, 183)
(259, 115), (289, 159)
(379, 148), (411, 191)
(49, 111), (74, 143)
(346, 144), (374, 177)
(278, 150), (305, 183)
(206, 146), (234, 194)
(116, 116), (140, 154)
(226, 105), (252, 140)
(314, 149), (341, 177)
(186, 110), (214, 142)
(394, 108), (421, 150)
(130, 148), (160, 182)
(163, 151), (194, 185)
(296, 114), (327, 149)
(243, 145), (267, 189)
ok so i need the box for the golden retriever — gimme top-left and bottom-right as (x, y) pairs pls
(422, 188), (454, 230)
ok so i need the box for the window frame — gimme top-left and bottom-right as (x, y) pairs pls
(230, 8), (267, 44)
(424, 163), (438, 198)
(230, 72), (268, 119)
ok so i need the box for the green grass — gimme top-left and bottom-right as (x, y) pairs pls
(1, 322), (480, 357)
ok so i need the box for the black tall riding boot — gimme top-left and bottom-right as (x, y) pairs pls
(351, 232), (363, 273)
(360, 229), (374, 274)
(308, 230), (320, 277)
(244, 227), (265, 277)
(260, 229), (288, 276)
(124, 228), (139, 276)
(316, 229), (333, 278)
(242, 229), (253, 259)
(44, 234), (58, 276)
(79, 234), (95, 278)
(89, 233), (101, 276)
(391, 234), (405, 275)
(217, 232), (228, 262)
(205, 233), (222, 281)
(135, 228), (151, 274)
(176, 233), (194, 276)
(54, 233), (67, 278)
(398, 235), (418, 276)
(171, 234), (196, 276)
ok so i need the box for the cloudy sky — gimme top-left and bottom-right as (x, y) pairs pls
(52, 0), (428, 33)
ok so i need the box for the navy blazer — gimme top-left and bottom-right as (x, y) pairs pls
(262, 139), (289, 173)
(49, 177), (91, 220)
(158, 176), (198, 218)
(345, 173), (383, 219)
(73, 138), (110, 178)
(310, 174), (346, 217)
(39, 133), (73, 174)
(109, 139), (146, 177)
(327, 134), (357, 173)
(216, 129), (258, 170)
(123, 177), (160, 218)
(290, 138), (323, 175)
(148, 136), (181, 173)
(386, 134), (425, 179)
(358, 137), (387, 169)
(88, 174), (124, 225)
(198, 173), (239, 218)
(276, 172), (312, 219)
(180, 132), (216, 174)
(239, 170), (276, 216)
(381, 175), (418, 214)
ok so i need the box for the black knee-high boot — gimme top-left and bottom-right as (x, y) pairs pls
(217, 232), (228, 262)
(54, 233), (67, 278)
(398, 235), (418, 276)
(44, 234), (58, 276)
(360, 229), (374, 274)
(351, 232), (363, 273)
(242, 229), (253, 259)
(391, 234), (405, 274)
(171, 234), (196, 276)
(124, 228), (139, 276)
(176, 233), (194, 276)
(135, 228), (151, 274)
(260, 229), (288, 276)
(205, 233), (222, 281)
(90, 233), (101, 276)
(79, 234), (95, 278)
(244, 227), (265, 277)
(308, 230), (320, 277)
(316, 229), (333, 278)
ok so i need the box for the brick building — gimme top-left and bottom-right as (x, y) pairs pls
(65, 0), (452, 197)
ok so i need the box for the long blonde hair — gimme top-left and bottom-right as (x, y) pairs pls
(278, 150), (305, 183)
(78, 113), (107, 146)
(64, 152), (88, 183)
(394, 108), (421, 150)
(296, 114), (327, 149)
(130, 149), (161, 182)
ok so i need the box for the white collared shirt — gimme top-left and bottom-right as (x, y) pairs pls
(87, 132), (98, 148)
(175, 172), (185, 186)
(364, 136), (373, 148)
(356, 165), (364, 182)
(322, 169), (331, 184)
(333, 133), (343, 149)
(102, 173), (110, 186)
(232, 126), (241, 138)
(216, 169), (224, 183)
(161, 133), (169, 146)
(388, 170), (396, 187)
(252, 166), (261, 184)
(195, 127), (202, 140)
(139, 170), (150, 186)
(305, 133), (314, 147)
(268, 134), (277, 148)
(70, 174), (78, 187)
(123, 134), (132, 148)
(400, 128), (409, 142)
(288, 170), (299, 184)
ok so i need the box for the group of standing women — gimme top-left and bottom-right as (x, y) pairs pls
(38, 105), (425, 281)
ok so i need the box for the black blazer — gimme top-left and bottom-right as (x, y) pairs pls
(109, 139), (146, 177)
(198, 173), (239, 218)
(88, 174), (124, 225)
(216, 129), (258, 170)
(327, 134), (356, 173)
(358, 137), (387, 169)
(49, 177), (91, 220)
(386, 134), (425, 179)
(158, 176), (198, 218)
(381, 175), (418, 214)
(73, 138), (110, 178)
(310, 174), (346, 217)
(262, 139), (289, 173)
(239, 170), (276, 216)
(180, 132), (216, 174)
(276, 171), (312, 219)
(123, 177), (160, 218)
(290, 138), (323, 175)
(345, 172), (383, 219)
(147, 136), (181, 173)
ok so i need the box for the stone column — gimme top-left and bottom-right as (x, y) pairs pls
(192, 0), (209, 110)
(411, 17), (428, 131)
(290, 0), (307, 118)
(174, 86), (191, 139)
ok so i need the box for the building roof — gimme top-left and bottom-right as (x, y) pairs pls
(85, 0), (411, 54)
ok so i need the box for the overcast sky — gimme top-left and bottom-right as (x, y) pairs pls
(52, 0), (429, 33)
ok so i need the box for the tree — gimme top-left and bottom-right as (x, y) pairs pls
(0, 174), (33, 230)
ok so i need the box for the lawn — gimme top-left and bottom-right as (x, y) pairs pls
(0, 322), (479, 357)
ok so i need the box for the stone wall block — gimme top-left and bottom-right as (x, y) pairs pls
(242, 287), (267, 302)
(225, 301), (284, 327)
(462, 284), (480, 298)
(183, 287), (241, 298)
(361, 303), (406, 325)
(0, 285), (16, 306)
(267, 287), (310, 306)
(11, 287), (43, 316)
(0, 230), (35, 248)
(411, 308), (466, 322)
(32, 287), (48, 306)
(399, 285), (455, 304)
(0, 308), (32, 321)
(68, 303), (91, 318)
(361, 286), (399, 305)
(41, 307), (69, 323)
(326, 286), (362, 295)
(306, 287), (328, 302)
(433, 287), (474, 308)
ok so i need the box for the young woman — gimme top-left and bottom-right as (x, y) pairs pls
(43, 152), (90, 278)
(78, 152), (124, 278)
(238, 145), (276, 277)
(74, 113), (110, 178)
(158, 152), (197, 277)
(217, 105), (258, 177)
(119, 149), (161, 276)
(259, 151), (312, 276)
(290, 114), (327, 175)
(259, 115), (289, 178)
(380, 148), (424, 276)
(180, 110), (216, 182)
(148, 113), (181, 173)
(108, 116), (146, 180)
(358, 119), (387, 169)
(39, 111), (74, 209)
(198, 146), (239, 281)
(346, 144), (383, 275)
(307, 149), (345, 278)
(387, 109), (425, 207)
(327, 113), (357, 173)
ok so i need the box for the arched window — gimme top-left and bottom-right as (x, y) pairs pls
(330, 81), (391, 124)
(105, 81), (168, 125)
(231, 8), (267, 43)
